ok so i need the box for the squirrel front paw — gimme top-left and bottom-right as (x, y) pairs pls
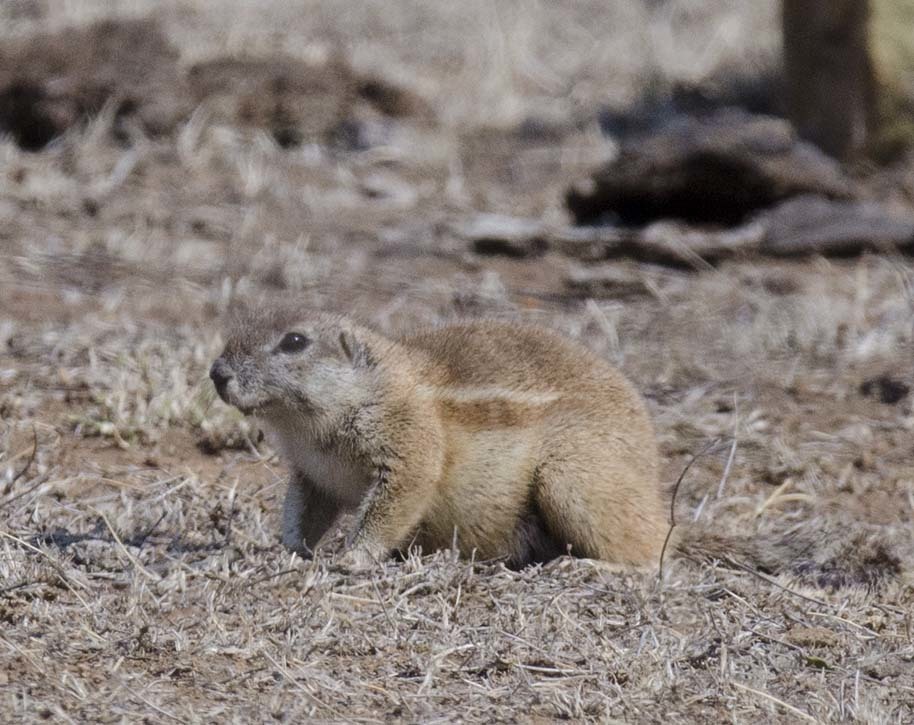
(281, 533), (314, 559)
(335, 541), (387, 572)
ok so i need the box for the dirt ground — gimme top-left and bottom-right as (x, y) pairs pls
(1, 2), (913, 723)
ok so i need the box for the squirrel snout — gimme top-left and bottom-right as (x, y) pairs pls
(209, 359), (235, 399)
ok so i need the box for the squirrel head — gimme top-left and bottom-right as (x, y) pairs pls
(210, 306), (375, 423)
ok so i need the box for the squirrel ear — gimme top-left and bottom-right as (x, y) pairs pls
(339, 330), (372, 367)
(224, 297), (252, 326)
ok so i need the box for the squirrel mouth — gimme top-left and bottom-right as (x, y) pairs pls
(215, 382), (269, 416)
(233, 399), (275, 417)
(216, 391), (262, 417)
(232, 400), (266, 416)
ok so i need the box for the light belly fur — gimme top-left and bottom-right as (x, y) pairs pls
(271, 428), (370, 506)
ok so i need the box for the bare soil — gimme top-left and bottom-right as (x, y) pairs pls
(1, 4), (913, 723)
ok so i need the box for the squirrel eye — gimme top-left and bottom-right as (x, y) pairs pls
(277, 332), (309, 354)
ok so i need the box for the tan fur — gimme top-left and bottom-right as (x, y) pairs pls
(210, 309), (667, 569)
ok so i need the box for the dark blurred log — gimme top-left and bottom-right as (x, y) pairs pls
(782, 0), (878, 160)
(759, 195), (914, 256)
(464, 198), (914, 268)
(565, 110), (855, 227)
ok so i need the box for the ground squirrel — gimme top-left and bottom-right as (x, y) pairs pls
(209, 307), (668, 569)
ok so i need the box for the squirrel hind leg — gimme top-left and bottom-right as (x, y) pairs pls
(532, 455), (667, 566)
(505, 499), (567, 570)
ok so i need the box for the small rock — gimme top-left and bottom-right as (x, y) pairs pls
(760, 196), (914, 257)
(328, 117), (392, 151)
(459, 214), (548, 258)
(567, 109), (855, 226)
(785, 626), (840, 648)
(550, 226), (633, 262)
(638, 219), (764, 266)
(553, 221), (762, 267)
(860, 375), (910, 405)
(862, 654), (911, 681)
(359, 172), (418, 208)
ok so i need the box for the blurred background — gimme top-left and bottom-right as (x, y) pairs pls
(1, 2), (913, 721)
(0, 1), (912, 317)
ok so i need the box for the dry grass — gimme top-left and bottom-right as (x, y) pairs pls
(2, 1), (914, 723)
(874, 0), (914, 91)
(1, 0), (779, 128)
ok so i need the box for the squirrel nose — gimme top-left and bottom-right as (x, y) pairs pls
(209, 359), (234, 397)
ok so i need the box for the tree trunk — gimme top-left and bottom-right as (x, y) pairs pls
(782, 0), (877, 160)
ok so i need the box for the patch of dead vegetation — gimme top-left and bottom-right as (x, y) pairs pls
(0, 18), (191, 149)
(188, 54), (434, 150)
(0, 16), (433, 154)
(1, 465), (913, 722)
(3, 246), (913, 720)
(1, 2), (913, 722)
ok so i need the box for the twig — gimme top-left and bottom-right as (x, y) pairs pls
(370, 573), (399, 643)
(0, 580), (40, 595)
(247, 567), (302, 586)
(723, 557), (834, 610)
(223, 480), (239, 547)
(110, 675), (183, 722)
(0, 426), (39, 505)
(0, 530), (95, 616)
(658, 438), (721, 579)
(731, 680), (819, 722)
(715, 436), (738, 499)
(715, 394), (739, 499)
(8, 425), (38, 487)
(132, 511), (168, 549)
(92, 508), (160, 581)
(261, 651), (345, 720)
(0, 472), (52, 511)
(808, 611), (879, 638)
